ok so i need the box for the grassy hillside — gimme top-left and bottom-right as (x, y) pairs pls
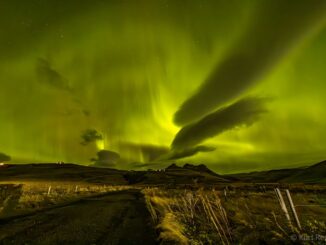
(0, 163), (128, 185)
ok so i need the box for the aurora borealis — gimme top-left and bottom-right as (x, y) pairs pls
(1, 0), (326, 173)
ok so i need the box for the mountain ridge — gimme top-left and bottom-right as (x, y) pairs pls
(1, 160), (325, 184)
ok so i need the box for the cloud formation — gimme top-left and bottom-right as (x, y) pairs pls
(174, 0), (326, 125)
(161, 145), (216, 161)
(81, 129), (103, 146)
(0, 152), (11, 162)
(172, 97), (268, 150)
(36, 58), (93, 118)
(91, 150), (120, 168)
(36, 58), (72, 92)
(118, 142), (169, 162)
(1, 0), (325, 172)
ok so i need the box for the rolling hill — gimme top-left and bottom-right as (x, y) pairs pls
(0, 163), (128, 185)
(0, 163), (231, 185)
(226, 160), (326, 184)
(0, 161), (325, 184)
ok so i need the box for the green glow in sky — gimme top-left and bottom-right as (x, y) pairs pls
(0, 0), (326, 173)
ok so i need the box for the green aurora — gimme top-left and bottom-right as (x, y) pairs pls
(0, 0), (326, 173)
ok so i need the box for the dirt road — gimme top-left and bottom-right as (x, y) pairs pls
(0, 190), (158, 245)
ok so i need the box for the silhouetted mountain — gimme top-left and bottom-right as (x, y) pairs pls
(165, 163), (182, 170)
(1, 161), (324, 185)
(226, 160), (326, 184)
(0, 163), (128, 184)
(282, 160), (326, 183)
(0, 163), (231, 185)
(183, 163), (218, 176)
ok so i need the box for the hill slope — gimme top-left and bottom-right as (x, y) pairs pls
(0, 163), (128, 185)
(0, 163), (230, 185)
(226, 160), (326, 184)
(124, 163), (230, 185)
(282, 160), (326, 183)
(1, 161), (325, 184)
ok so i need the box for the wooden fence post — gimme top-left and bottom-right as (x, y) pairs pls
(275, 188), (292, 226)
(285, 189), (302, 230)
(47, 186), (52, 195)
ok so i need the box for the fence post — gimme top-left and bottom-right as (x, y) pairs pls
(47, 186), (52, 195)
(285, 189), (302, 230)
(275, 188), (292, 226)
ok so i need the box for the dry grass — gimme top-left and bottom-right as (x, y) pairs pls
(144, 188), (188, 244)
(143, 186), (326, 244)
(1, 182), (325, 244)
(0, 181), (132, 217)
(143, 188), (232, 244)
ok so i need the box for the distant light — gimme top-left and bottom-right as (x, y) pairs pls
(0, 163), (4, 166)
(96, 139), (105, 150)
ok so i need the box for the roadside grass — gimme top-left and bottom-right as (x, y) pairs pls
(0, 181), (132, 217)
(1, 181), (325, 244)
(143, 186), (326, 244)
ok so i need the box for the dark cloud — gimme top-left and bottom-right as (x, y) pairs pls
(36, 58), (92, 117)
(118, 142), (169, 161)
(71, 97), (91, 117)
(172, 97), (268, 150)
(36, 58), (72, 92)
(82, 109), (91, 117)
(174, 0), (326, 125)
(160, 145), (216, 161)
(91, 150), (120, 168)
(81, 129), (103, 146)
(0, 152), (11, 162)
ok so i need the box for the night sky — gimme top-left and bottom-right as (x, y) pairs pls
(1, 0), (326, 173)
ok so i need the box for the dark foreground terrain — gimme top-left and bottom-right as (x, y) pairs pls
(0, 161), (325, 244)
(0, 190), (157, 245)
